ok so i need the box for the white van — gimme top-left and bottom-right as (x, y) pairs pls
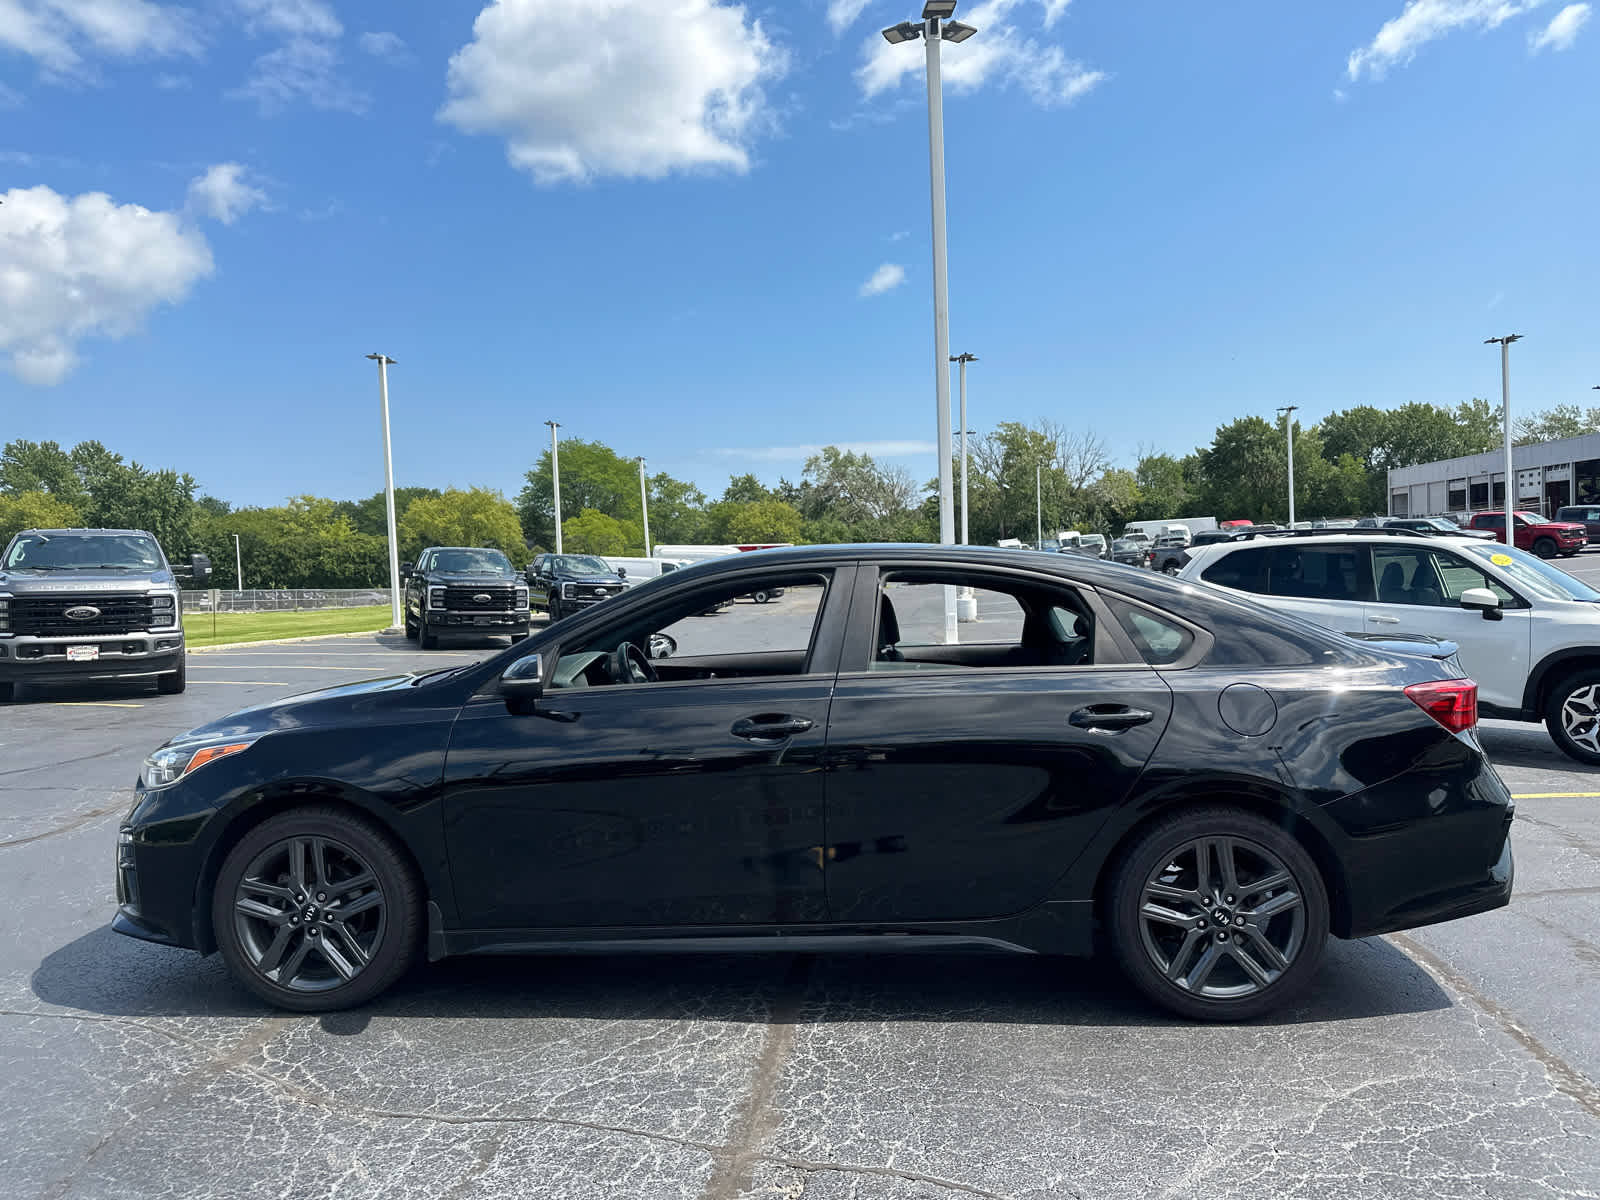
(602, 556), (691, 582)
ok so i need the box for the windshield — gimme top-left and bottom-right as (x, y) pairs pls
(3, 533), (165, 572)
(1420, 518), (1460, 531)
(430, 549), (514, 574)
(1461, 541), (1600, 602)
(548, 555), (614, 576)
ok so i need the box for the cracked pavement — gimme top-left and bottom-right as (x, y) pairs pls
(3, 635), (1599, 1198)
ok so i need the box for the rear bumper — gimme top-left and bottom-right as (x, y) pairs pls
(0, 634), (184, 682)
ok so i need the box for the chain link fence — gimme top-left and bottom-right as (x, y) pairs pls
(181, 589), (393, 614)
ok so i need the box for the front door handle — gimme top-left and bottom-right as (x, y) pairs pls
(1368, 615), (1400, 624)
(731, 714), (814, 741)
(1069, 704), (1154, 731)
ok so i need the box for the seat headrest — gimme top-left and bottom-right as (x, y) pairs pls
(878, 592), (901, 646)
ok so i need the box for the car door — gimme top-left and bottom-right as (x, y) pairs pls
(821, 563), (1174, 923)
(406, 551), (429, 622)
(439, 568), (850, 931)
(1364, 544), (1530, 711)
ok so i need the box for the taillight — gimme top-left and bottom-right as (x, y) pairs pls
(1405, 678), (1478, 735)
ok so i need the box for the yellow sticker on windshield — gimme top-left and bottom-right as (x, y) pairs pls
(1491, 553), (1512, 566)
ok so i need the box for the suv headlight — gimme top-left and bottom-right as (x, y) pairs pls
(515, 587), (529, 610)
(429, 586), (446, 609)
(141, 738), (257, 790)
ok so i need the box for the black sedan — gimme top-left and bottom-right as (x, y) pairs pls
(115, 545), (1513, 1021)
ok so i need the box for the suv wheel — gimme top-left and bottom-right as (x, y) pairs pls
(1545, 669), (1600, 764)
(1106, 806), (1329, 1021)
(212, 806), (421, 1012)
(1533, 537), (1557, 559)
(419, 616), (438, 650)
(0, 681), (14, 703)
(156, 656), (187, 695)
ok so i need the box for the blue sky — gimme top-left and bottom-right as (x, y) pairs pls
(1, 0), (1596, 509)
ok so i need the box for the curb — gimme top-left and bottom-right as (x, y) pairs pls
(187, 631), (399, 654)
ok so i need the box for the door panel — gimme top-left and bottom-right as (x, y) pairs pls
(442, 678), (831, 929)
(823, 667), (1172, 923)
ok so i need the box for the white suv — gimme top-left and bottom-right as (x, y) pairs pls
(1180, 531), (1600, 763)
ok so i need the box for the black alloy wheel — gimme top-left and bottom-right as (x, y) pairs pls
(1107, 807), (1328, 1021)
(213, 807), (420, 1011)
(157, 655), (187, 695)
(1544, 669), (1600, 765)
(548, 598), (563, 623)
(1533, 537), (1557, 559)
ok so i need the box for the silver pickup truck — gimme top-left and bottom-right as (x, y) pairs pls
(0, 527), (210, 701)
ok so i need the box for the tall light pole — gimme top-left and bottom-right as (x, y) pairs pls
(1036, 460), (1044, 549)
(951, 352), (977, 544)
(1277, 405), (1298, 526)
(884, 2), (976, 644)
(545, 420), (563, 554)
(365, 352), (402, 632)
(232, 533), (243, 592)
(637, 456), (651, 558)
(1486, 336), (1522, 518)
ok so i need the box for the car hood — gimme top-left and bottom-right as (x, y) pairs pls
(161, 673), (425, 747)
(0, 567), (175, 592)
(423, 572), (519, 584)
(557, 573), (627, 585)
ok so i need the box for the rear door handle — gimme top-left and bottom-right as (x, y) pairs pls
(1069, 704), (1154, 731)
(1368, 615), (1400, 624)
(731, 715), (814, 741)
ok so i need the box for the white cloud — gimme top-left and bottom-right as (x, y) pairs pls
(1041, 0), (1073, 28)
(186, 163), (267, 224)
(860, 262), (906, 296)
(715, 440), (939, 461)
(234, 0), (340, 39)
(827, 0), (871, 35)
(231, 37), (367, 113)
(440, 0), (786, 184)
(889, 229), (910, 240)
(0, 0), (200, 76)
(1529, 2), (1590, 49)
(857, 0), (1105, 105)
(1347, 0), (1545, 81)
(0, 185), (213, 385)
(359, 30), (409, 62)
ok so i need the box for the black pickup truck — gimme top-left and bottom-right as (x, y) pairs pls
(525, 553), (629, 623)
(402, 546), (530, 648)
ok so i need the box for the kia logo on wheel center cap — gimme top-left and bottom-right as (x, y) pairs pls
(472, 593), (491, 603)
(65, 606), (102, 621)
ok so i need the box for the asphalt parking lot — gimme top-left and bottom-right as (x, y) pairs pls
(4, 605), (1600, 1199)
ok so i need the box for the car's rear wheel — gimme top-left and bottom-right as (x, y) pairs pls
(1107, 807), (1328, 1021)
(752, 590), (770, 604)
(1544, 669), (1600, 764)
(212, 807), (420, 1012)
(157, 656), (187, 694)
(1533, 537), (1557, 559)
(1162, 563), (1182, 577)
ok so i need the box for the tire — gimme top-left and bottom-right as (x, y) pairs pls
(1533, 537), (1557, 559)
(419, 616), (438, 650)
(1544, 669), (1600, 764)
(212, 806), (421, 1012)
(1106, 806), (1329, 1021)
(752, 590), (770, 604)
(548, 599), (563, 624)
(404, 612), (418, 640)
(0, 681), (14, 703)
(1162, 563), (1182, 577)
(157, 655), (187, 695)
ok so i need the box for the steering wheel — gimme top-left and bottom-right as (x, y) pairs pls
(607, 641), (658, 685)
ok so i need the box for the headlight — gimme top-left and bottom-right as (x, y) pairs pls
(515, 587), (529, 610)
(562, 582), (575, 599)
(428, 586), (446, 609)
(0, 596), (8, 632)
(149, 593), (177, 628)
(141, 738), (257, 790)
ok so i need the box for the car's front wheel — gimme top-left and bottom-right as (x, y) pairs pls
(1533, 537), (1557, 559)
(212, 807), (421, 1012)
(1545, 669), (1600, 764)
(1106, 806), (1329, 1021)
(419, 616), (437, 650)
(156, 656), (187, 694)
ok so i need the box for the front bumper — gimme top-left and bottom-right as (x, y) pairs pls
(0, 633), (184, 682)
(425, 610), (529, 630)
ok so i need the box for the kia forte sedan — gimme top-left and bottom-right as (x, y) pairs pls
(115, 545), (1513, 1021)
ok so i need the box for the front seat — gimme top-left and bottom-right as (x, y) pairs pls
(1378, 561), (1407, 603)
(877, 593), (905, 662)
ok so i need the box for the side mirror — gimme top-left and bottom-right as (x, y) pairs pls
(1460, 587), (1503, 621)
(616, 566), (627, 579)
(649, 632), (676, 660)
(500, 653), (544, 700)
(189, 553), (211, 586)
(400, 562), (413, 579)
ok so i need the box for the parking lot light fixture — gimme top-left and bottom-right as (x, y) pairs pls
(881, 20), (921, 43)
(365, 353), (403, 633)
(1277, 405), (1298, 526)
(545, 420), (563, 554)
(922, 0), (957, 18)
(637, 456), (651, 558)
(940, 19), (976, 42)
(1486, 336), (1522, 518)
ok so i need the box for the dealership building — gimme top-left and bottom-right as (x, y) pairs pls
(1386, 432), (1600, 520)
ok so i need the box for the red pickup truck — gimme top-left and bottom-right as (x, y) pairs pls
(1465, 510), (1587, 558)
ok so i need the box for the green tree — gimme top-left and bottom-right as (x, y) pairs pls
(0, 440), (88, 507)
(723, 500), (804, 544)
(398, 487), (527, 564)
(0, 490), (83, 545)
(562, 508), (629, 556)
(645, 474), (709, 545)
(798, 447), (917, 527)
(517, 440), (641, 549)
(333, 488), (443, 538)
(1131, 452), (1191, 522)
(1516, 404), (1600, 446)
